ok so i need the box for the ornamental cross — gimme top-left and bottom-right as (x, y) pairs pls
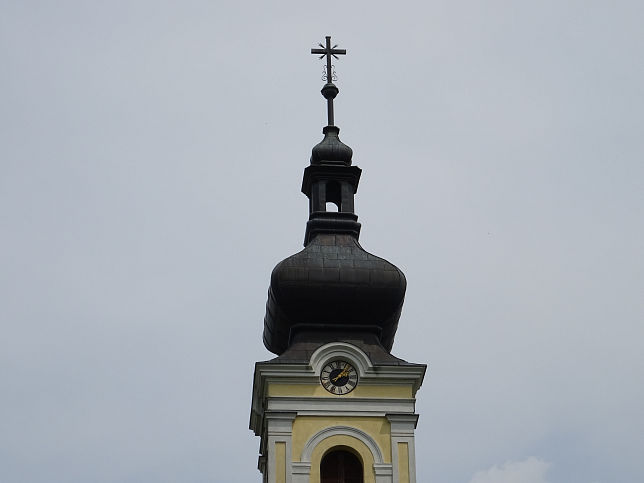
(311, 36), (346, 126)
(311, 36), (346, 83)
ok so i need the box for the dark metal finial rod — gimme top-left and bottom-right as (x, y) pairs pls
(311, 36), (346, 126)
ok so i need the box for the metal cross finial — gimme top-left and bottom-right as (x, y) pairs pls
(311, 36), (346, 83)
(311, 36), (346, 126)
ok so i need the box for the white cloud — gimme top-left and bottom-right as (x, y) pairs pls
(469, 457), (551, 483)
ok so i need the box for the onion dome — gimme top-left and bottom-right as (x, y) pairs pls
(264, 232), (406, 355)
(311, 125), (353, 165)
(262, 36), (407, 355)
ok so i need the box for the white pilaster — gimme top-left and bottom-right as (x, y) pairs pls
(265, 412), (296, 483)
(387, 414), (419, 483)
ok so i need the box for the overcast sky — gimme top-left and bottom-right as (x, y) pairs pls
(1, 1), (643, 482)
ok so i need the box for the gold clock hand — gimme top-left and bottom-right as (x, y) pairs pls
(332, 364), (351, 382)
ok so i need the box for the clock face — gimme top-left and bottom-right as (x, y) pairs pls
(320, 360), (358, 395)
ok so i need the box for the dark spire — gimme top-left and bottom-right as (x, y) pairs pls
(262, 37), (407, 356)
(310, 36), (353, 166)
(304, 36), (358, 243)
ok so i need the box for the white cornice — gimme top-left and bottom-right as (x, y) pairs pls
(266, 396), (416, 414)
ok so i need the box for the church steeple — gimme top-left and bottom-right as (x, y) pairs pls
(250, 37), (426, 483)
(263, 36), (407, 355)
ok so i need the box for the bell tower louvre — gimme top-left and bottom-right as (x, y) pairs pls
(249, 36), (426, 483)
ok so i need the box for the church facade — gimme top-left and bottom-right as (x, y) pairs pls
(250, 37), (426, 483)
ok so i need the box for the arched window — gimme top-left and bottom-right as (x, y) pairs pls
(325, 180), (341, 212)
(326, 201), (339, 212)
(320, 449), (363, 483)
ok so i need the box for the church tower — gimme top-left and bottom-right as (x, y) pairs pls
(250, 37), (426, 483)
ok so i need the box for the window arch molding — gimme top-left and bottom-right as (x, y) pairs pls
(301, 426), (384, 464)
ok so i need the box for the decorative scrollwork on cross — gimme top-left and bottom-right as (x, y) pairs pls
(322, 65), (338, 82)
